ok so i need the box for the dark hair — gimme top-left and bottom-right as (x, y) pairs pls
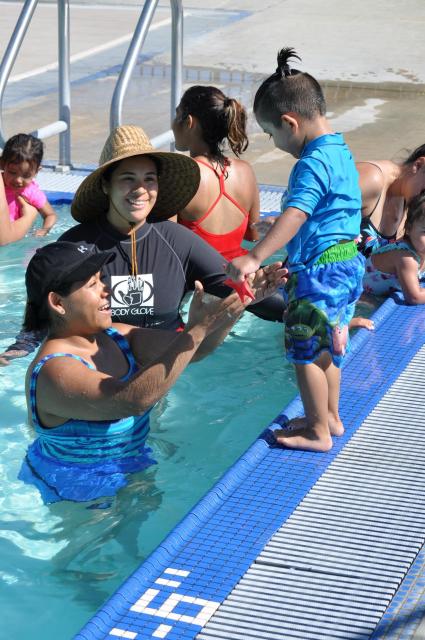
(101, 154), (161, 184)
(253, 48), (326, 126)
(1, 133), (44, 169)
(404, 190), (425, 239)
(177, 85), (248, 159)
(23, 282), (74, 332)
(404, 144), (425, 165)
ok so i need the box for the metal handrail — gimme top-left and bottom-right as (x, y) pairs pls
(0, 0), (71, 168)
(0, 0), (182, 167)
(110, 0), (183, 150)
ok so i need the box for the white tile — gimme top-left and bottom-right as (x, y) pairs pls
(152, 624), (172, 639)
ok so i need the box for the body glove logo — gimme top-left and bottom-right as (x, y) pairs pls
(110, 274), (154, 308)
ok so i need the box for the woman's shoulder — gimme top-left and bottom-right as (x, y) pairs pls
(357, 160), (396, 188)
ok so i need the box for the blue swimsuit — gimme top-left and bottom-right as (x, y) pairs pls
(19, 328), (155, 504)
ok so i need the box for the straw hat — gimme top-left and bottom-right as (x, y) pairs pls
(71, 125), (200, 223)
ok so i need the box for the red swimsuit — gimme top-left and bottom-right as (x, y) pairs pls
(179, 159), (250, 261)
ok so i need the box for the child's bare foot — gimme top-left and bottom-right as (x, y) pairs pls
(328, 417), (344, 436)
(282, 415), (344, 436)
(274, 417), (333, 452)
(350, 316), (374, 330)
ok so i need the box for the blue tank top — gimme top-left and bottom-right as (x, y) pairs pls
(20, 328), (155, 503)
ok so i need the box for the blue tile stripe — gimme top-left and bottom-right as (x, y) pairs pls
(74, 295), (425, 640)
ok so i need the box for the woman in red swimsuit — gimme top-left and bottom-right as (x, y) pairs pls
(172, 85), (260, 261)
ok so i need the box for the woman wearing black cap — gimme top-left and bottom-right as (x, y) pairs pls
(20, 241), (253, 503)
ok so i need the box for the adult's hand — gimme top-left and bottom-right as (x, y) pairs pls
(186, 280), (244, 335)
(0, 349), (29, 366)
(251, 216), (276, 239)
(248, 261), (288, 302)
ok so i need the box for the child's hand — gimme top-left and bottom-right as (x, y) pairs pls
(34, 228), (49, 237)
(226, 254), (261, 282)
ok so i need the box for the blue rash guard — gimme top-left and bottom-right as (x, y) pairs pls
(283, 133), (361, 271)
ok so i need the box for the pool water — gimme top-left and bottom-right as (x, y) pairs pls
(0, 205), (300, 640)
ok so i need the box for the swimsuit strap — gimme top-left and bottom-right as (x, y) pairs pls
(357, 161), (385, 217)
(104, 326), (138, 379)
(29, 353), (95, 431)
(29, 328), (138, 430)
(194, 158), (250, 224)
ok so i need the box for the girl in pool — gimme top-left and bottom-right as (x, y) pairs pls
(362, 190), (425, 303)
(0, 133), (57, 244)
(20, 241), (247, 503)
(173, 85), (260, 260)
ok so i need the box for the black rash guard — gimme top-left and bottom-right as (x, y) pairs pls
(60, 217), (232, 330)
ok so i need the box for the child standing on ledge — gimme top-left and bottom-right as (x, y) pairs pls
(1, 133), (57, 241)
(227, 47), (365, 452)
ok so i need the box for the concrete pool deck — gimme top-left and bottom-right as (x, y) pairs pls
(0, 0), (425, 185)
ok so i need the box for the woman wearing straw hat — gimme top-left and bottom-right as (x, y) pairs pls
(19, 240), (253, 503)
(59, 124), (284, 329)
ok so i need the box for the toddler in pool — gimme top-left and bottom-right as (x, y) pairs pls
(1, 133), (57, 236)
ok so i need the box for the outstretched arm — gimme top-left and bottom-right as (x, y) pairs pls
(397, 254), (425, 304)
(34, 284), (245, 425)
(34, 201), (57, 236)
(227, 206), (307, 280)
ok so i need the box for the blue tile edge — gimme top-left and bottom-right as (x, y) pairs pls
(74, 296), (403, 640)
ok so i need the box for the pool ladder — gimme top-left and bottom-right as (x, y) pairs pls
(0, 0), (183, 169)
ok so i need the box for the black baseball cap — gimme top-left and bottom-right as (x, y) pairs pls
(26, 241), (115, 305)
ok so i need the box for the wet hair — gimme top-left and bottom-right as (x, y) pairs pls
(253, 47), (326, 127)
(23, 281), (74, 332)
(404, 190), (425, 238)
(1, 133), (44, 170)
(177, 85), (248, 159)
(404, 143), (425, 166)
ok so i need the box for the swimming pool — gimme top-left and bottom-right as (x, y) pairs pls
(0, 205), (299, 640)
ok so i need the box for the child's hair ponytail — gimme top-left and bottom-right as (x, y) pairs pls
(275, 47), (302, 79)
(178, 85), (248, 160)
(254, 47), (326, 126)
